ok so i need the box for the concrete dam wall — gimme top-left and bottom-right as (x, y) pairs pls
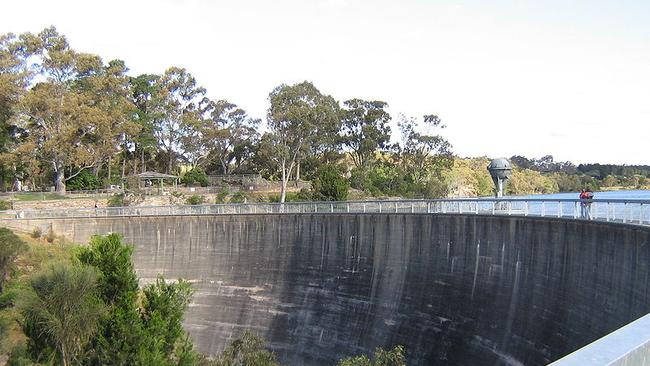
(3, 214), (650, 365)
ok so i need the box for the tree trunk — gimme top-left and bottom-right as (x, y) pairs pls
(121, 154), (126, 179)
(221, 159), (228, 175)
(167, 149), (173, 174)
(295, 162), (300, 184)
(107, 156), (112, 181)
(141, 148), (146, 173)
(280, 160), (287, 203)
(55, 167), (66, 193)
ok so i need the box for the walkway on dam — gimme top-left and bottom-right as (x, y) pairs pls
(4, 198), (650, 226)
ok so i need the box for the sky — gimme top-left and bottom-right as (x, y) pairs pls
(2, 0), (649, 165)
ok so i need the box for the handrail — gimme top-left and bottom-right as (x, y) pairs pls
(2, 198), (650, 226)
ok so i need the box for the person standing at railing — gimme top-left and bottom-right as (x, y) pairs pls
(579, 189), (594, 220)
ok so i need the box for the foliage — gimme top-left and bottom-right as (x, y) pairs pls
(215, 187), (229, 204)
(0, 228), (26, 292)
(107, 193), (127, 207)
(0, 199), (11, 210)
(230, 191), (247, 203)
(206, 331), (281, 366)
(506, 168), (559, 195)
(186, 194), (204, 205)
(311, 163), (349, 201)
(18, 263), (106, 366)
(267, 81), (341, 202)
(66, 169), (102, 191)
(338, 345), (406, 366)
(341, 99), (392, 168)
(30, 227), (42, 239)
(76, 234), (195, 366)
(181, 168), (209, 187)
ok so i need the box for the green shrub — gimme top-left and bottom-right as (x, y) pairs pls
(0, 228), (27, 292)
(0, 199), (11, 210)
(30, 228), (42, 239)
(186, 195), (204, 205)
(311, 163), (349, 201)
(181, 169), (209, 187)
(230, 191), (247, 203)
(215, 188), (229, 204)
(268, 191), (309, 203)
(107, 194), (127, 207)
(66, 169), (102, 191)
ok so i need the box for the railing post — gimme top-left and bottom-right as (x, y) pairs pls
(541, 202), (545, 217)
(379, 202), (382, 213)
(558, 201), (562, 218)
(427, 202), (431, 213)
(623, 203), (628, 223)
(411, 203), (414, 213)
(330, 203), (333, 213)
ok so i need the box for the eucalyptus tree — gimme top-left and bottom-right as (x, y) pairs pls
(152, 67), (206, 174)
(130, 73), (161, 174)
(267, 81), (340, 202)
(397, 114), (453, 186)
(8, 27), (137, 192)
(340, 99), (392, 167)
(200, 99), (260, 174)
(0, 32), (33, 190)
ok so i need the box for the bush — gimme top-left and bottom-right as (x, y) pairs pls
(230, 191), (247, 203)
(215, 188), (229, 204)
(0, 228), (27, 292)
(338, 345), (406, 366)
(181, 169), (209, 187)
(107, 194), (127, 207)
(30, 228), (42, 239)
(186, 195), (204, 205)
(0, 199), (11, 210)
(311, 164), (349, 201)
(66, 169), (102, 191)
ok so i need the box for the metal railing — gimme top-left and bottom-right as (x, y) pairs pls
(3, 198), (650, 226)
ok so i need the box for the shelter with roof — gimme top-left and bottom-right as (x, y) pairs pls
(134, 171), (179, 194)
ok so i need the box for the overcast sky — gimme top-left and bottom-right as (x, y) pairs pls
(2, 0), (649, 164)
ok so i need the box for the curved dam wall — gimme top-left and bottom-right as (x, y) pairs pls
(3, 214), (650, 365)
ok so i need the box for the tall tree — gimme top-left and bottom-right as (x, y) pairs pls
(201, 99), (259, 174)
(152, 67), (206, 174)
(0, 32), (34, 190)
(130, 74), (161, 174)
(12, 27), (130, 192)
(340, 99), (391, 167)
(397, 114), (453, 185)
(267, 81), (340, 202)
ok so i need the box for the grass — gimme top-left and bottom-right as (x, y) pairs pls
(11, 192), (70, 201)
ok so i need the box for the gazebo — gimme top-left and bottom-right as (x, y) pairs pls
(134, 171), (179, 194)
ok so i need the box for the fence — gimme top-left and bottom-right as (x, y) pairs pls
(4, 198), (650, 226)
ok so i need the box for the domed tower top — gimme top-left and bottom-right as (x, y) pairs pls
(487, 158), (512, 197)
